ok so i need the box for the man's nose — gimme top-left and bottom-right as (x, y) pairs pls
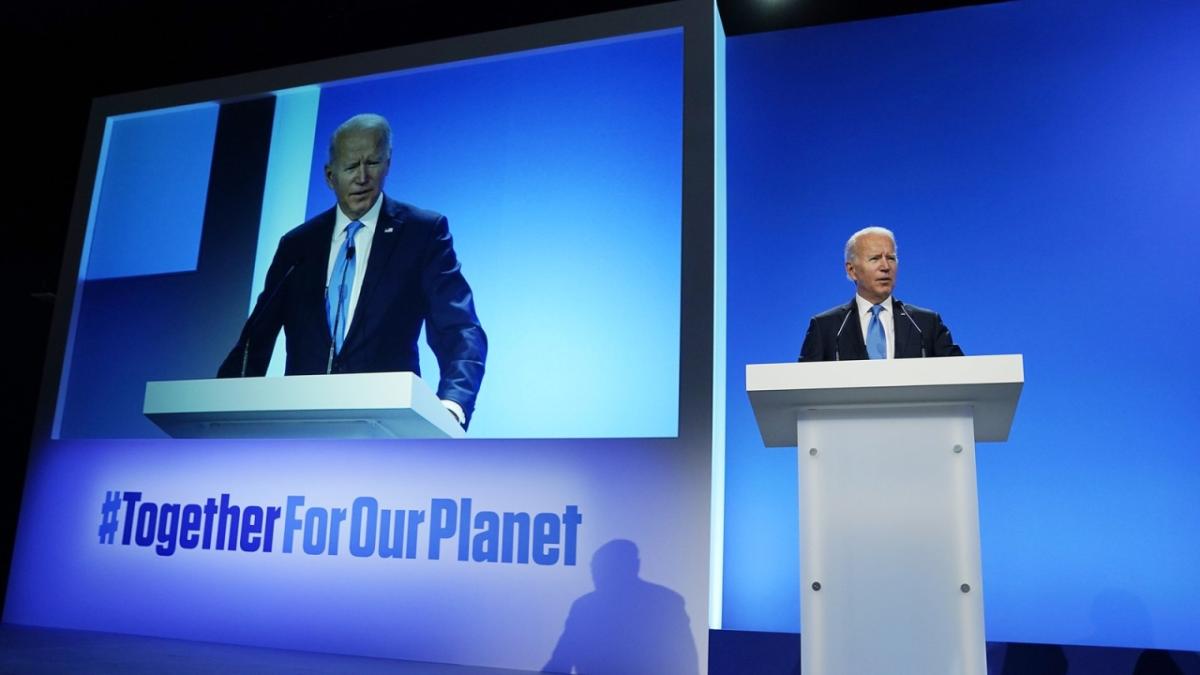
(354, 165), (368, 183)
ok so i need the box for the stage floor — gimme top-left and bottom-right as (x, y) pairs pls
(3, 623), (1197, 674)
(0, 623), (532, 674)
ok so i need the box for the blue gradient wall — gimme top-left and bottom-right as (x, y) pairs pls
(722, 0), (1199, 651)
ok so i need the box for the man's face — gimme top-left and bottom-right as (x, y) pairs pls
(325, 130), (390, 220)
(845, 233), (898, 304)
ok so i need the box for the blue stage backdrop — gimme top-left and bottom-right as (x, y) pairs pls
(722, 0), (1199, 651)
(53, 30), (682, 440)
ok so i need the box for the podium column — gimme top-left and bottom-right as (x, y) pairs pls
(796, 403), (985, 675)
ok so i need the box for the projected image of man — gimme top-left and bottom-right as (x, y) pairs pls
(218, 113), (487, 428)
(798, 226), (962, 362)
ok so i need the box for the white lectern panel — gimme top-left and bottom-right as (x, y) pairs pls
(797, 404), (985, 675)
(747, 355), (1022, 445)
(746, 356), (1022, 675)
(144, 372), (465, 439)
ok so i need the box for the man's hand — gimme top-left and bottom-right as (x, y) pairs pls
(442, 399), (466, 428)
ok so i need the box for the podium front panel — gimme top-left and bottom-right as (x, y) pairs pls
(796, 403), (986, 675)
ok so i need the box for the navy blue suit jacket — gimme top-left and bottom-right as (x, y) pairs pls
(798, 297), (962, 362)
(219, 196), (487, 424)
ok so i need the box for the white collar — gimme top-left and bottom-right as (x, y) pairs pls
(854, 294), (893, 317)
(334, 193), (384, 235)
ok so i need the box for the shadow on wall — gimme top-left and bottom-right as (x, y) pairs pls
(542, 539), (698, 675)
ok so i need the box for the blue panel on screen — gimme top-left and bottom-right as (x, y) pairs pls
(86, 105), (218, 280)
(253, 87), (321, 377)
(723, 0), (1199, 650)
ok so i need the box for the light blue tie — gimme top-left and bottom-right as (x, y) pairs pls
(867, 304), (887, 360)
(327, 221), (364, 355)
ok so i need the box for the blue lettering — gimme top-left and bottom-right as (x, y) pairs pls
(350, 497), (377, 558)
(327, 508), (346, 555)
(201, 497), (217, 549)
(239, 506), (264, 552)
(135, 503), (156, 547)
(406, 510), (425, 559)
(262, 506), (281, 553)
(120, 491), (142, 546)
(563, 505), (582, 566)
(429, 499), (457, 560)
(155, 503), (181, 557)
(501, 512), (530, 564)
(303, 507), (328, 555)
(283, 496), (305, 554)
(179, 504), (202, 549)
(215, 493), (239, 551)
(378, 508), (405, 558)
(457, 498), (472, 561)
(472, 511), (500, 562)
(532, 512), (560, 565)
(98, 492), (581, 565)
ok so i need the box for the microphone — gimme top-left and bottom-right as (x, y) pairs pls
(896, 301), (926, 358)
(834, 305), (853, 361)
(240, 262), (299, 377)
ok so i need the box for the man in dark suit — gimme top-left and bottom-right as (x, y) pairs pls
(799, 226), (962, 362)
(218, 114), (486, 427)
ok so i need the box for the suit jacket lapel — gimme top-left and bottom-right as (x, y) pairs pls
(892, 298), (921, 358)
(345, 197), (405, 346)
(304, 213), (337, 314)
(837, 298), (867, 360)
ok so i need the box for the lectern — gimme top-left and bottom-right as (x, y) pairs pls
(144, 371), (465, 439)
(746, 355), (1023, 675)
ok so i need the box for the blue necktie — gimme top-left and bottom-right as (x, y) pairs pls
(327, 221), (364, 355)
(867, 304), (887, 360)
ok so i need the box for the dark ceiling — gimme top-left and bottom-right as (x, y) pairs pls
(719, 0), (1001, 34)
(5, 1), (1002, 98)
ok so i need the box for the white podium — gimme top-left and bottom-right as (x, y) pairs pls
(746, 355), (1023, 675)
(144, 372), (465, 439)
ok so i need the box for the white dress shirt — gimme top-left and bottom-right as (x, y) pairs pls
(854, 294), (895, 359)
(326, 194), (382, 333)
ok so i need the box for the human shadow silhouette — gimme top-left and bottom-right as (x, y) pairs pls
(543, 539), (699, 674)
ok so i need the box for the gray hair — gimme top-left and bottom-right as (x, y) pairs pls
(328, 113), (393, 163)
(844, 226), (897, 263)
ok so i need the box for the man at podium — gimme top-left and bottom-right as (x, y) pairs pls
(799, 226), (962, 362)
(217, 113), (487, 428)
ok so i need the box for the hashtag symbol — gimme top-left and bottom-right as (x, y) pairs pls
(98, 491), (121, 544)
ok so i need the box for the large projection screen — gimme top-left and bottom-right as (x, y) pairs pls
(6, 3), (721, 673)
